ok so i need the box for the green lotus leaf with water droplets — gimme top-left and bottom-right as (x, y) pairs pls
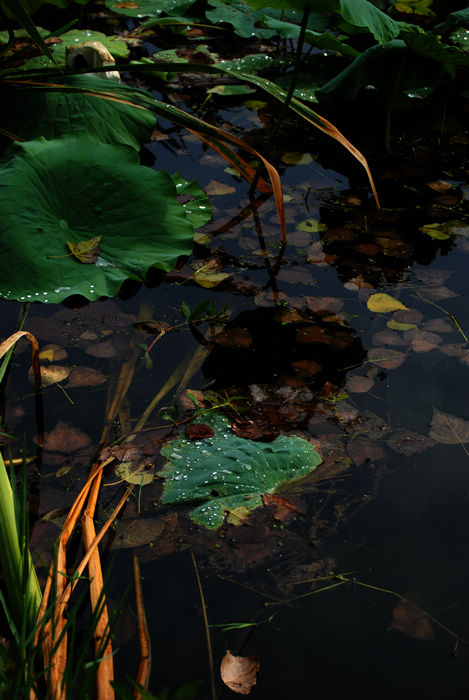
(161, 413), (322, 529)
(0, 136), (210, 303)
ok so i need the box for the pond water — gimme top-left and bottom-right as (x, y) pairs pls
(2, 67), (469, 699)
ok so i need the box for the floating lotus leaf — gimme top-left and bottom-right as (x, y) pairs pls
(161, 413), (322, 529)
(0, 136), (197, 303)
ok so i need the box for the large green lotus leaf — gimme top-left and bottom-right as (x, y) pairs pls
(205, 0), (277, 39)
(0, 76), (155, 151)
(0, 137), (195, 303)
(106, 0), (196, 18)
(171, 173), (212, 230)
(244, 0), (400, 43)
(12, 29), (130, 71)
(315, 40), (437, 103)
(262, 16), (359, 57)
(161, 414), (322, 529)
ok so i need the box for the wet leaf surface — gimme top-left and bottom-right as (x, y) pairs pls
(161, 413), (322, 529)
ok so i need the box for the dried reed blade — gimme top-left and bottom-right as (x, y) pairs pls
(133, 552), (151, 695)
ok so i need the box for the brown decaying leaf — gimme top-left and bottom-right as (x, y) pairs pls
(307, 241), (337, 267)
(110, 519), (165, 550)
(404, 329), (442, 353)
(424, 318), (453, 333)
(185, 424), (215, 440)
(178, 389), (206, 412)
(346, 437), (385, 465)
(66, 366), (107, 388)
(231, 419), (264, 440)
(204, 180), (236, 197)
(305, 296), (344, 314)
(439, 343), (468, 358)
(291, 359), (322, 377)
(212, 328), (252, 348)
(85, 340), (118, 358)
(28, 364), (71, 387)
(387, 599), (435, 641)
(386, 430), (435, 456)
(429, 408), (469, 444)
(345, 375), (374, 393)
(220, 650), (260, 695)
(368, 347), (406, 370)
(39, 420), (91, 452)
(372, 330), (407, 347)
(262, 493), (303, 520)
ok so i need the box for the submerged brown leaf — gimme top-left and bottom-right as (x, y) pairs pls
(220, 650), (260, 695)
(429, 408), (469, 444)
(110, 518), (165, 549)
(368, 347), (406, 370)
(66, 366), (107, 387)
(387, 599), (435, 641)
(345, 375), (374, 393)
(386, 429), (435, 456)
(40, 420), (91, 452)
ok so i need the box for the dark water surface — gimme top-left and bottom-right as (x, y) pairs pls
(2, 100), (469, 699)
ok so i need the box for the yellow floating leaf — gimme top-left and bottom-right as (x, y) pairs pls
(245, 100), (267, 111)
(367, 293), (409, 313)
(297, 218), (327, 234)
(193, 231), (212, 245)
(115, 461), (153, 486)
(386, 319), (417, 331)
(194, 271), (230, 288)
(67, 235), (101, 264)
(280, 152), (314, 165)
(226, 506), (251, 525)
(55, 465), (73, 478)
(419, 223), (451, 240)
(39, 348), (55, 362)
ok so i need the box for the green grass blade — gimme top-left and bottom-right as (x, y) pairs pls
(0, 452), (42, 634)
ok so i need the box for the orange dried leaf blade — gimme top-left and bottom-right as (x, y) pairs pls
(67, 235), (102, 264)
(193, 131), (272, 194)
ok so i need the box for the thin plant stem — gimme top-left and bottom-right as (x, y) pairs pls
(249, 7), (310, 195)
(334, 574), (460, 641)
(191, 551), (216, 700)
